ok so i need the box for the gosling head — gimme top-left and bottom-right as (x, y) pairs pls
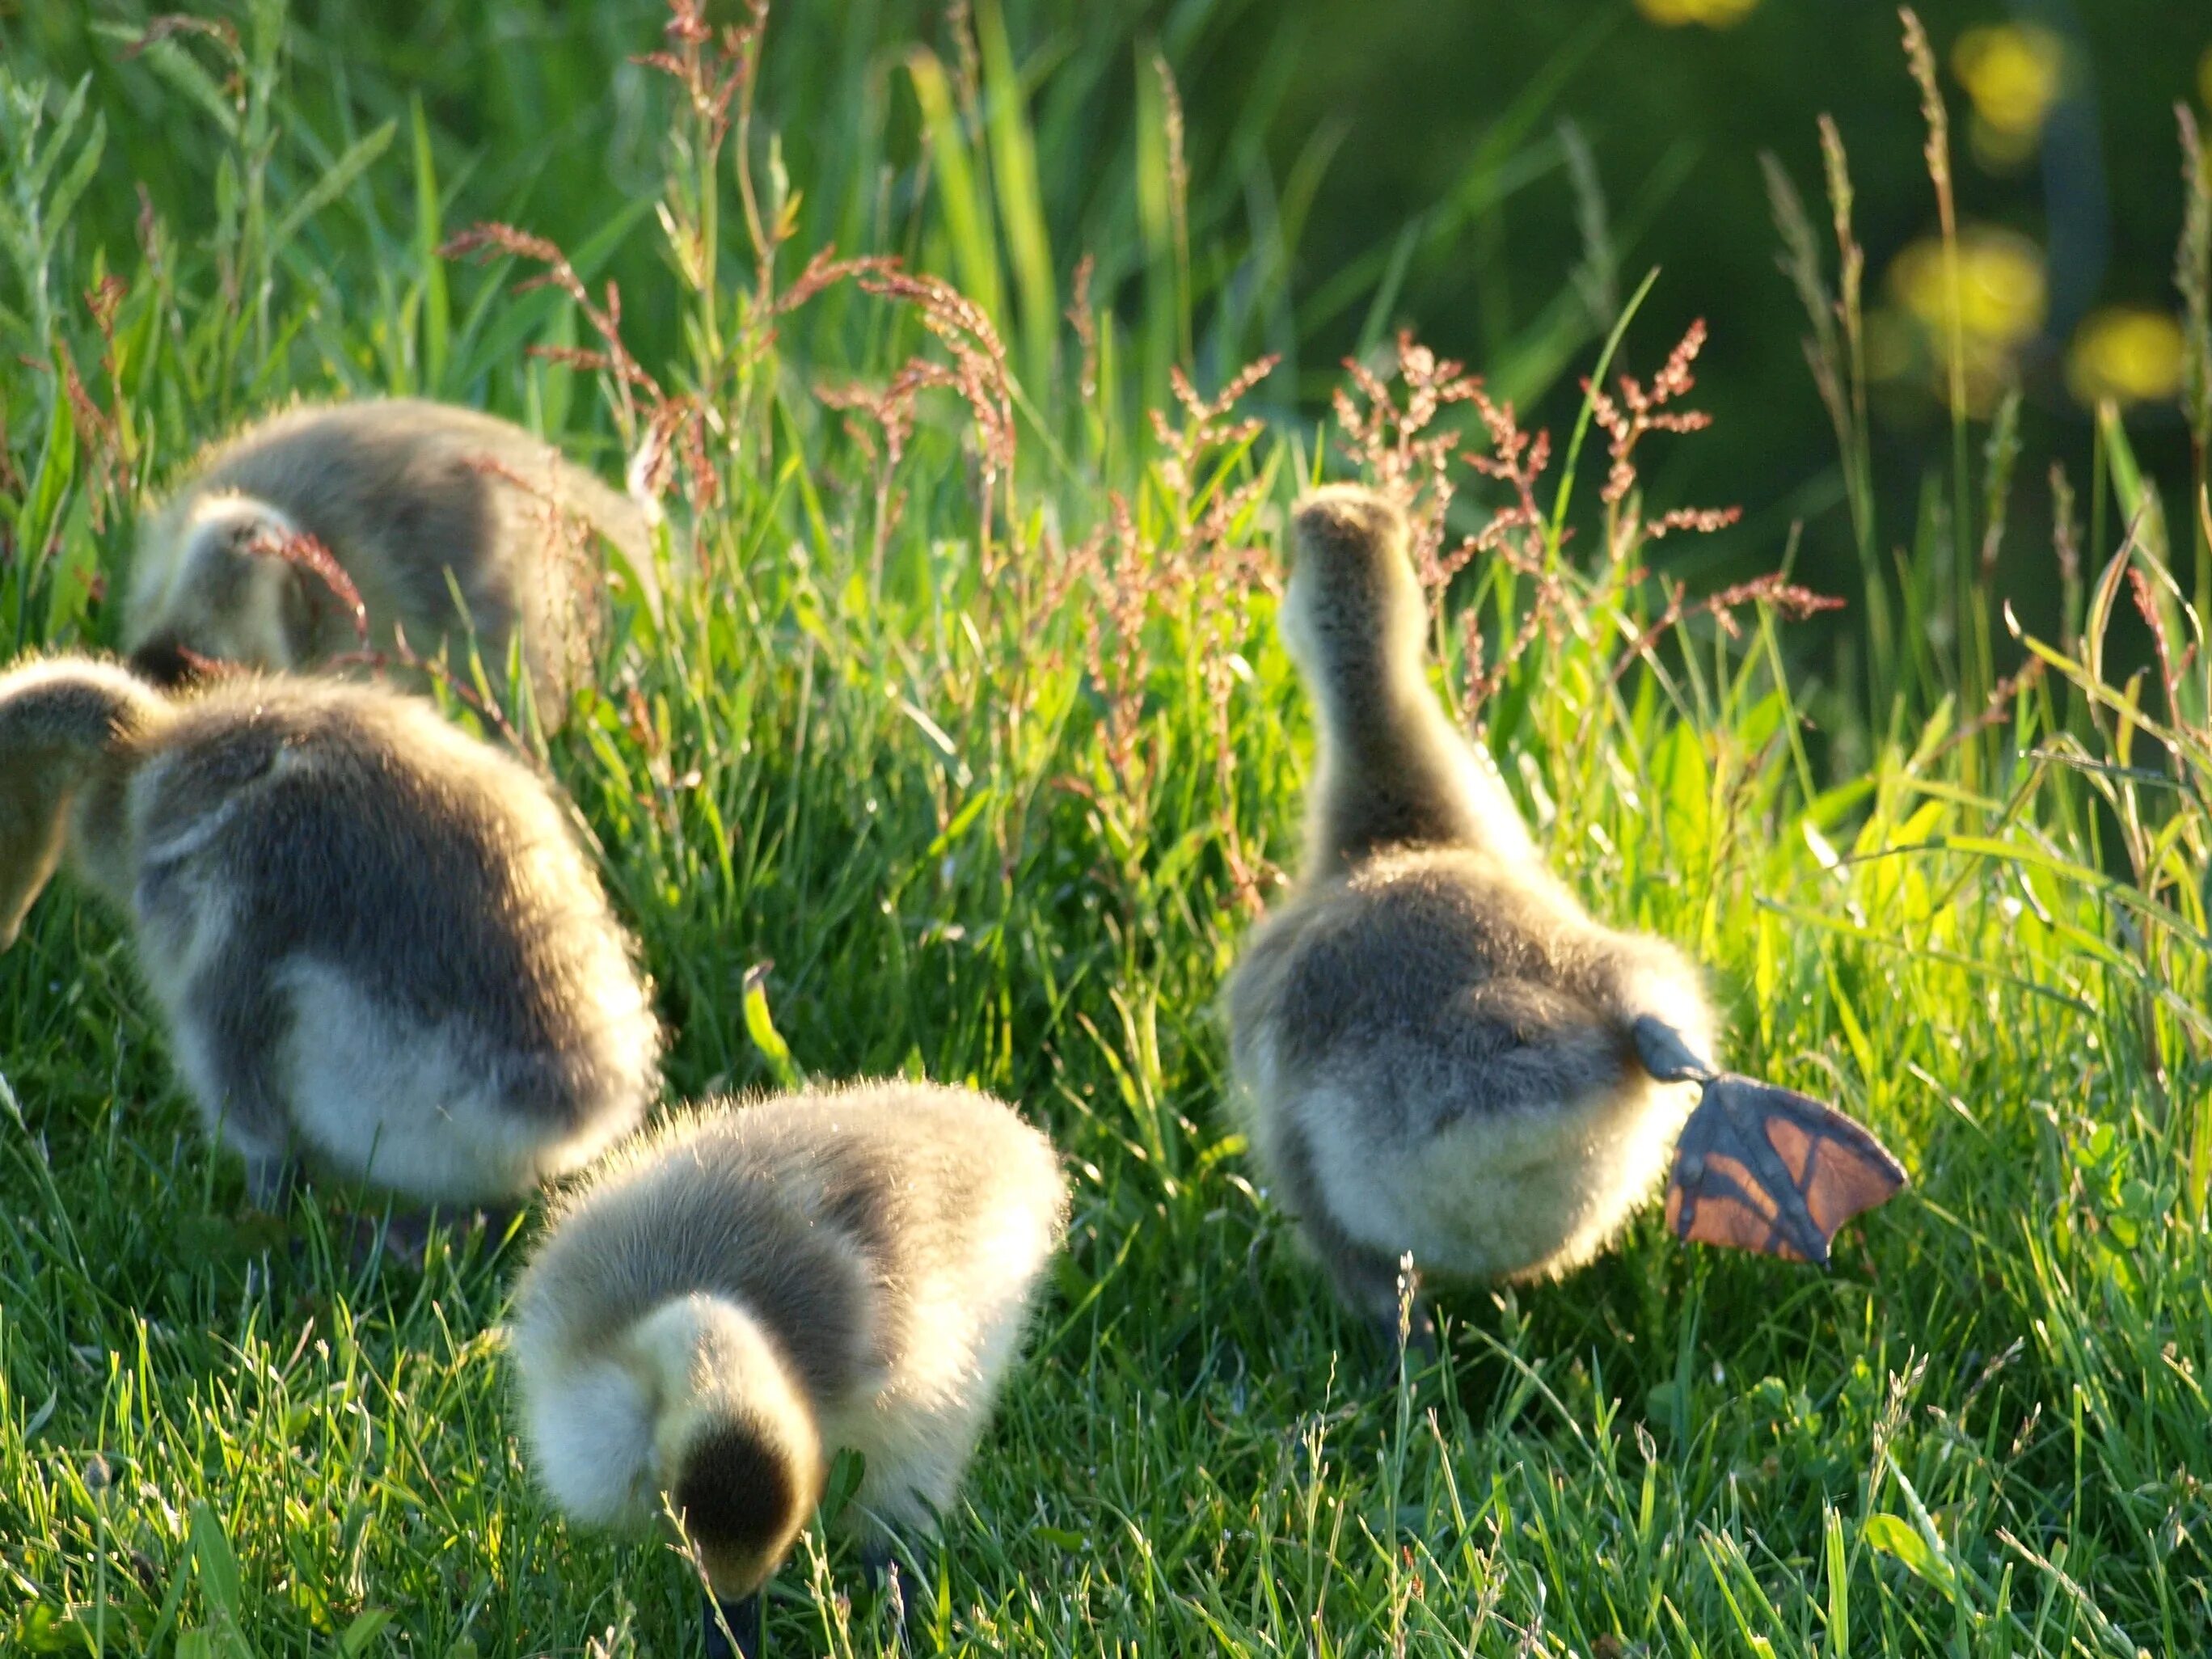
(632, 1295), (825, 1606)
(129, 494), (317, 686)
(1281, 485), (1428, 694)
(0, 764), (69, 952)
(0, 656), (165, 949)
(667, 1415), (817, 1602)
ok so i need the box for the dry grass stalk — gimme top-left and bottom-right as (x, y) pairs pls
(1062, 356), (1277, 908)
(854, 268), (1019, 577)
(247, 523), (367, 645)
(2049, 460), (2084, 656)
(444, 210), (891, 538)
(1332, 332), (1487, 591)
(50, 276), (136, 537)
(120, 14), (240, 60)
(1586, 320), (1741, 554)
(1900, 9), (1966, 425)
(1067, 252), (1100, 404)
(441, 222), (662, 444)
(1336, 327), (1819, 738)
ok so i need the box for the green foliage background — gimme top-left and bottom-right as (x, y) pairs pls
(1, 2), (2209, 1655)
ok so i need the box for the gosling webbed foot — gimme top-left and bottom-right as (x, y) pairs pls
(702, 1590), (762, 1659)
(1666, 1074), (1909, 1267)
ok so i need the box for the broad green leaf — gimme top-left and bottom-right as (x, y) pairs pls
(2097, 400), (2168, 563)
(411, 96), (450, 390)
(268, 118), (395, 255)
(907, 49), (1004, 326)
(39, 116), (104, 268)
(338, 1609), (393, 1657)
(1861, 1512), (1945, 1588)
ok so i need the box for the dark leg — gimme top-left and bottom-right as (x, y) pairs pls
(192, 977), (299, 1199)
(858, 1536), (897, 1585)
(1632, 1016), (1717, 1086)
(338, 1209), (428, 1276)
(358, 1202), (524, 1273)
(702, 1591), (762, 1659)
(1271, 1121), (1437, 1371)
(1401, 1311), (1439, 1367)
(1389, 1277), (1439, 1370)
(858, 1534), (918, 1641)
(245, 1153), (297, 1214)
(242, 1153), (296, 1300)
(1319, 1242), (1434, 1371)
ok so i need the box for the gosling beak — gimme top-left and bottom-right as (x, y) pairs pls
(702, 1591), (762, 1659)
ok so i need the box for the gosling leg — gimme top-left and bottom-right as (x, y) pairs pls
(702, 1590), (762, 1659)
(244, 1152), (298, 1215)
(1632, 1016), (1717, 1086)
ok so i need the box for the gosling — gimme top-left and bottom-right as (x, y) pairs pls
(508, 1082), (1069, 1657)
(125, 397), (658, 716)
(1225, 485), (1719, 1344)
(0, 653), (661, 1209)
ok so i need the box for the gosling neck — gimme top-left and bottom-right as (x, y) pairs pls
(1302, 649), (1534, 880)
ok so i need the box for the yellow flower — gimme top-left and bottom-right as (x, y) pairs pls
(1882, 230), (2047, 415)
(1954, 25), (2066, 171)
(2066, 308), (2187, 407)
(1952, 25), (2065, 139)
(1889, 229), (2047, 348)
(2200, 42), (2212, 112)
(1635, 0), (1760, 28)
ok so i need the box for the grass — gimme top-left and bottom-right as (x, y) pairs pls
(2, 2), (2210, 1654)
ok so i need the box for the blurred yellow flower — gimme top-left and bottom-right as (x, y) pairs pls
(1889, 229), (2047, 347)
(1636, 0), (1760, 28)
(1954, 24), (2065, 170)
(1883, 229), (2047, 414)
(2200, 42), (2212, 112)
(1953, 25), (2064, 137)
(2066, 307), (2187, 406)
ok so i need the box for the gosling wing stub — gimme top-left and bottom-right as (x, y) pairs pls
(1664, 1076), (1908, 1266)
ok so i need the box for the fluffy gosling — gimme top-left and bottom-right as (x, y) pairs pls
(508, 1082), (1069, 1657)
(1226, 485), (1721, 1342)
(125, 397), (657, 715)
(0, 653), (660, 1208)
